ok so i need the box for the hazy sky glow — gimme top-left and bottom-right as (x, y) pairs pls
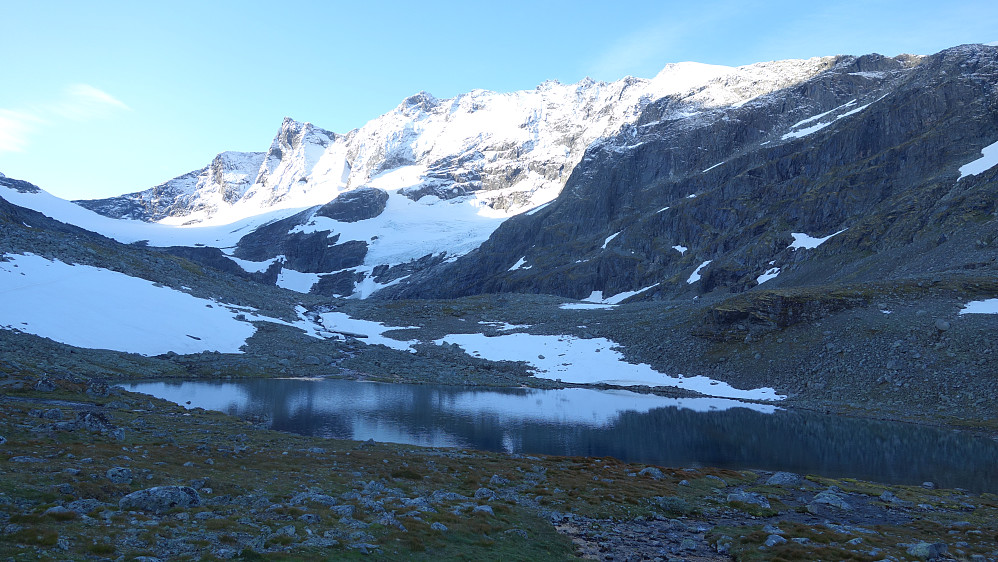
(2, 0), (997, 199)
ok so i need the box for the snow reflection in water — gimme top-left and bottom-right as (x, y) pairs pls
(123, 379), (998, 493)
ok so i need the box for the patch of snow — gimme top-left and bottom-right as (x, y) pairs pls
(275, 267), (320, 293)
(602, 231), (621, 249)
(782, 99), (873, 140)
(848, 71), (885, 79)
(525, 202), (552, 216)
(508, 257), (529, 271)
(582, 284), (659, 305)
(957, 140), (998, 180)
(686, 194), (697, 199)
(702, 162), (724, 173)
(789, 229), (847, 250)
(672, 245), (688, 255)
(433, 332), (784, 401)
(756, 267), (781, 284)
(559, 303), (617, 310)
(687, 260), (712, 284)
(478, 321), (531, 330)
(656, 206), (670, 213)
(225, 253), (280, 274)
(959, 299), (998, 315)
(0, 253), (256, 355)
(314, 311), (418, 351)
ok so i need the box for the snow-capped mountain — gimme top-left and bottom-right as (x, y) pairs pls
(83, 58), (839, 225)
(77, 151), (265, 223)
(69, 57), (841, 297)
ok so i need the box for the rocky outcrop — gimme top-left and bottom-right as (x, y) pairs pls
(315, 188), (389, 222)
(119, 486), (201, 513)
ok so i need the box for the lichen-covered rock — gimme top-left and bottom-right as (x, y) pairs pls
(119, 486), (201, 513)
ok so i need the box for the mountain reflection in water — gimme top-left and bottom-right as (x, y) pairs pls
(123, 378), (998, 493)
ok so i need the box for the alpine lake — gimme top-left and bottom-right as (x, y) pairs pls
(122, 377), (998, 494)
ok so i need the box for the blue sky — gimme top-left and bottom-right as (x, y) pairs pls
(2, 0), (996, 200)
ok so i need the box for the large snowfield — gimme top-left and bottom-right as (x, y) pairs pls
(0, 253), (256, 355)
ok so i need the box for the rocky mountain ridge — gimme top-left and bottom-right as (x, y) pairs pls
(77, 58), (839, 225)
(385, 45), (998, 304)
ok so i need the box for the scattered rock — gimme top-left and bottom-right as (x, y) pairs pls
(290, 491), (339, 507)
(474, 487), (497, 501)
(764, 534), (788, 547)
(106, 466), (133, 484)
(766, 471), (801, 486)
(489, 474), (510, 486)
(934, 319), (951, 332)
(811, 488), (852, 511)
(727, 490), (770, 509)
(9, 456), (46, 463)
(638, 467), (665, 480)
(44, 505), (74, 517)
(119, 486), (201, 514)
(431, 522), (448, 532)
(472, 504), (494, 515)
(906, 541), (948, 559)
(34, 379), (57, 392)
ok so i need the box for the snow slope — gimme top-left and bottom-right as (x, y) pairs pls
(0, 253), (256, 355)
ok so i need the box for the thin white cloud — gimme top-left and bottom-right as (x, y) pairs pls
(0, 84), (129, 153)
(0, 109), (45, 153)
(51, 84), (131, 120)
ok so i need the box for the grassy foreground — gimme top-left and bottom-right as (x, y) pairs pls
(2, 367), (997, 561)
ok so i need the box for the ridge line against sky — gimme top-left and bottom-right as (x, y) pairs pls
(2, 0), (997, 200)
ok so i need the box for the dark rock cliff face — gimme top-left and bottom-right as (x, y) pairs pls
(385, 46), (998, 302)
(315, 188), (389, 222)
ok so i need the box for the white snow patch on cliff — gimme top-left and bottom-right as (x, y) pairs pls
(508, 257), (529, 271)
(958, 140), (998, 180)
(782, 99), (873, 140)
(687, 260), (712, 284)
(757, 267), (781, 284)
(582, 284), (659, 305)
(789, 229), (847, 250)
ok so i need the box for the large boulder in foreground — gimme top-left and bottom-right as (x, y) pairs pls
(119, 486), (201, 513)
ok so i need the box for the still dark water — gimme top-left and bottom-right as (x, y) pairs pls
(123, 378), (998, 493)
